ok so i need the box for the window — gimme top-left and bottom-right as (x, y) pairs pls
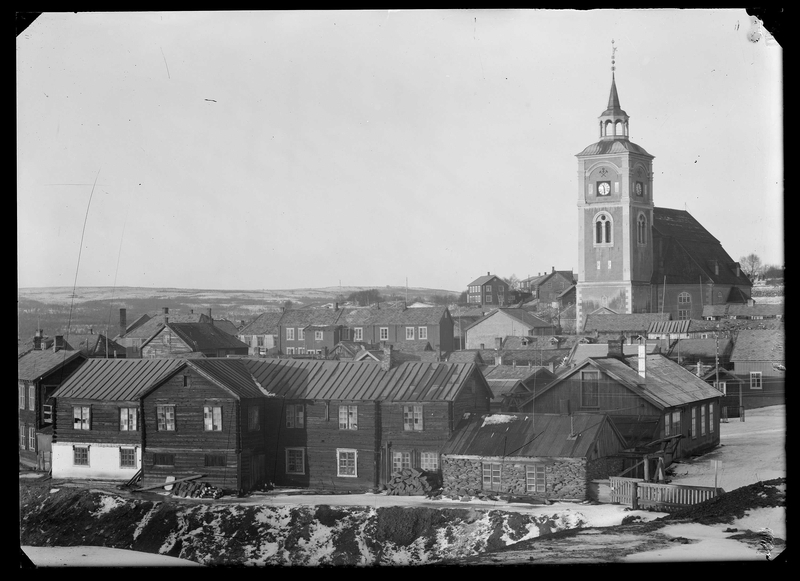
(418, 327), (428, 340)
(526, 464), (546, 493)
(153, 453), (175, 466)
(19, 424), (26, 449)
(337, 449), (357, 477)
(580, 371), (599, 408)
(73, 446), (89, 466)
(671, 410), (682, 437)
(713, 381), (727, 395)
(204, 406), (223, 431)
(28, 385), (35, 411)
(700, 404), (707, 436)
(73, 406), (91, 430)
(709, 403), (715, 433)
(482, 462), (502, 491)
(120, 407), (138, 431)
(257, 336), (265, 347)
(677, 292), (691, 319)
(286, 448), (305, 474)
(664, 412), (671, 437)
(594, 213), (612, 245)
(120, 448), (137, 468)
(379, 327), (389, 341)
(42, 404), (53, 424)
(420, 452), (439, 471)
(286, 404), (305, 429)
(403, 405), (423, 431)
(354, 328), (363, 341)
(406, 327), (414, 340)
(637, 214), (647, 245)
(298, 328), (305, 341)
(286, 328), (295, 341)
(315, 330), (323, 341)
(485, 294), (492, 303)
(28, 427), (36, 451)
(750, 372), (762, 390)
(205, 454), (226, 467)
(339, 405), (358, 430)
(19, 383), (25, 410)
(156, 405), (176, 431)
(286, 347), (295, 355)
(392, 451), (411, 474)
(248, 406), (261, 431)
(691, 407), (697, 439)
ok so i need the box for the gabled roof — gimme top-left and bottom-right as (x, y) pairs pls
(18, 350), (87, 382)
(447, 350), (486, 364)
(208, 319), (240, 336)
(379, 362), (492, 402)
(667, 337), (732, 359)
(465, 308), (553, 333)
(50, 358), (185, 400)
(583, 312), (671, 334)
(394, 340), (433, 353)
(342, 305), (450, 326)
(279, 308), (344, 327)
(239, 311), (284, 335)
(120, 312), (210, 340)
(651, 207), (753, 287)
(729, 329), (785, 363)
(142, 323), (249, 352)
(178, 358), (267, 399)
(568, 342), (660, 364)
(68, 333), (126, 357)
(467, 274), (503, 287)
(441, 412), (625, 459)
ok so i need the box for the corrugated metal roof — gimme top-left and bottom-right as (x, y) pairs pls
(50, 358), (185, 401)
(380, 362), (485, 402)
(441, 413), (619, 458)
(583, 312), (671, 333)
(647, 319), (692, 335)
(121, 313), (209, 340)
(163, 323), (250, 351)
(18, 350), (86, 382)
(185, 358), (266, 399)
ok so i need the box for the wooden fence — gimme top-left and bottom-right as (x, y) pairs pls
(609, 476), (723, 511)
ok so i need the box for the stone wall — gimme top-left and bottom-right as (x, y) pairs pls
(442, 456), (591, 500)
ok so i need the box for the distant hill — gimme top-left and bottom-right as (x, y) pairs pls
(17, 285), (460, 341)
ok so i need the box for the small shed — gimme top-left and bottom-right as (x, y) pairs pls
(440, 412), (627, 500)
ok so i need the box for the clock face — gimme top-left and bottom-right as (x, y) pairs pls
(635, 182), (643, 196)
(597, 181), (611, 196)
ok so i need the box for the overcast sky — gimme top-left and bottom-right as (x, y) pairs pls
(17, 9), (782, 292)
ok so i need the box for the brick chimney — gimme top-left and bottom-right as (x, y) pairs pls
(207, 308), (213, 324)
(33, 329), (43, 350)
(119, 308), (127, 337)
(638, 343), (647, 378)
(381, 344), (394, 371)
(53, 335), (64, 353)
(607, 334), (625, 359)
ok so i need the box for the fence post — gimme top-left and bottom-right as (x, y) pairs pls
(631, 481), (639, 510)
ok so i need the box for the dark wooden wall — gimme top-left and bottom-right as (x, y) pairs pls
(54, 397), (144, 446)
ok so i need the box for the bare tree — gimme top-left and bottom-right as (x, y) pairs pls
(739, 254), (763, 281)
(503, 274), (520, 290)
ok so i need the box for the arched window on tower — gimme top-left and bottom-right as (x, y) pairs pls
(637, 214), (647, 245)
(594, 213), (612, 245)
(615, 120), (623, 136)
(604, 120), (613, 137)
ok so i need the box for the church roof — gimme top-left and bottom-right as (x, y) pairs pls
(576, 139), (653, 157)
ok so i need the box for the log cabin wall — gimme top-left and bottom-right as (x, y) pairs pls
(451, 374), (492, 421)
(140, 369), (243, 491)
(54, 397), (144, 446)
(379, 401), (453, 473)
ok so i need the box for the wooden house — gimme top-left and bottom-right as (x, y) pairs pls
(69, 332), (127, 359)
(115, 307), (211, 357)
(339, 304), (455, 353)
(50, 358), (183, 480)
(440, 412), (627, 500)
(729, 329), (785, 410)
(140, 322), (250, 358)
(522, 268), (576, 305)
(278, 307), (345, 356)
(525, 338), (722, 467)
(563, 340), (661, 368)
(464, 308), (557, 350)
(139, 358), (270, 492)
(466, 273), (510, 307)
(329, 341), (376, 360)
(480, 365), (557, 412)
(237, 311), (283, 356)
(18, 347), (87, 469)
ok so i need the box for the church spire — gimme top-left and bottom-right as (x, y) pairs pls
(598, 40), (629, 140)
(607, 40), (622, 111)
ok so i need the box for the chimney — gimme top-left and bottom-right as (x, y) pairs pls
(495, 337), (502, 350)
(119, 308), (127, 337)
(496, 354), (503, 366)
(552, 266), (555, 273)
(207, 308), (213, 323)
(548, 362), (555, 373)
(487, 271), (490, 276)
(163, 307), (169, 315)
(638, 343), (647, 378)
(608, 334), (625, 359)
(335, 302), (339, 311)
(696, 361), (702, 377)
(381, 344), (394, 371)
(53, 335), (64, 353)
(33, 333), (42, 350)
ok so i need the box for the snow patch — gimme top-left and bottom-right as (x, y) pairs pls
(481, 414), (519, 426)
(91, 493), (127, 517)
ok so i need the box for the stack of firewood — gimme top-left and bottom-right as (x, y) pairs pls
(172, 480), (224, 499)
(384, 468), (442, 496)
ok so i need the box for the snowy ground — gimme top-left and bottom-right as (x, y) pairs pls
(21, 405), (786, 566)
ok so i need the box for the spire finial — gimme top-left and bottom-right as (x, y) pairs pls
(611, 39), (617, 74)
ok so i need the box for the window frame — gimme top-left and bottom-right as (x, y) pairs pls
(286, 447), (306, 475)
(526, 464), (546, 493)
(20, 424), (26, 449)
(19, 383), (26, 410)
(580, 370), (600, 408)
(28, 426), (36, 451)
(156, 405), (176, 431)
(379, 327), (389, 341)
(286, 327), (295, 341)
(354, 327), (363, 341)
(337, 448), (358, 478)
(119, 447), (137, 468)
(286, 404), (305, 429)
(203, 405), (223, 432)
(120, 407), (138, 432)
(420, 452), (439, 472)
(314, 330), (323, 341)
(750, 371), (763, 390)
(339, 405), (358, 430)
(248, 405), (261, 432)
(418, 327), (428, 340)
(691, 407), (697, 439)
(204, 453), (227, 467)
(403, 405), (424, 431)
(482, 462), (502, 492)
(153, 452), (175, 466)
(28, 385), (35, 411)
(392, 451), (412, 474)
(73, 445), (89, 466)
(298, 328), (305, 341)
(700, 403), (707, 436)
(406, 327), (415, 340)
(73, 405), (91, 431)
(709, 402), (715, 433)
(594, 212), (613, 246)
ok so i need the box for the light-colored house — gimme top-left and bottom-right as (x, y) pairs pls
(464, 308), (556, 350)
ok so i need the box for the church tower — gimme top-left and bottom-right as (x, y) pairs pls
(575, 42), (655, 330)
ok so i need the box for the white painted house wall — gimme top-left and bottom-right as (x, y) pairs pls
(51, 441), (141, 480)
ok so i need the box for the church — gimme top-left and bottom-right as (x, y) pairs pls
(574, 56), (752, 330)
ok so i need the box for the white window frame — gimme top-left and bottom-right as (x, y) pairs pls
(42, 404), (53, 424)
(418, 327), (428, 340)
(713, 381), (727, 395)
(671, 410), (681, 437)
(691, 407), (697, 439)
(593, 212), (613, 246)
(379, 327), (389, 341)
(204, 405), (223, 431)
(482, 462), (502, 491)
(339, 405), (358, 430)
(406, 327), (414, 340)
(709, 403), (715, 433)
(73, 405), (91, 430)
(315, 330), (323, 341)
(392, 451), (411, 474)
(20, 424), (26, 449)
(28, 426), (36, 451)
(700, 404), (707, 436)
(337, 448), (358, 477)
(403, 405), (423, 431)
(120, 407), (138, 431)
(73, 445), (89, 466)
(286, 327), (295, 341)
(485, 294), (493, 303)
(286, 347), (295, 355)
(526, 464), (546, 493)
(286, 447), (306, 475)
(157, 405), (176, 431)
(28, 385), (35, 411)
(286, 404), (305, 429)
(119, 447), (137, 468)
(354, 328), (363, 341)
(420, 452), (439, 472)
(19, 383), (25, 410)
(580, 370), (600, 408)
(298, 328), (305, 341)
(750, 371), (763, 390)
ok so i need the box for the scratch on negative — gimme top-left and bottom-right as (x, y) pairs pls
(161, 47), (171, 79)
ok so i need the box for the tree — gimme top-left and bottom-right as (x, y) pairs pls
(739, 254), (763, 281)
(503, 274), (520, 290)
(346, 289), (383, 306)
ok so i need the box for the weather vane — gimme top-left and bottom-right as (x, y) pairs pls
(611, 39), (617, 73)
